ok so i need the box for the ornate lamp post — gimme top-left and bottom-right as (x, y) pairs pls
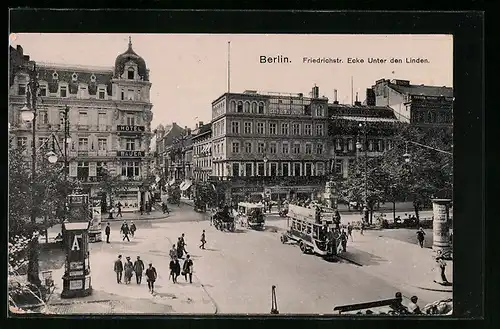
(355, 129), (369, 224)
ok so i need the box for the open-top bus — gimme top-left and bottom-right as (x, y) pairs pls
(280, 204), (341, 259)
(237, 202), (266, 230)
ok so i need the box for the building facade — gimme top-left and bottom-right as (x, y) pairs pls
(210, 86), (331, 203)
(328, 102), (400, 179)
(9, 39), (154, 211)
(191, 121), (212, 182)
(371, 79), (453, 127)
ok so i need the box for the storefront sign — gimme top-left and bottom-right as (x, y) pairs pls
(69, 280), (83, 290)
(232, 187), (264, 194)
(117, 125), (145, 132)
(117, 150), (145, 157)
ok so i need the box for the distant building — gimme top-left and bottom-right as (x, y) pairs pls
(153, 122), (186, 180)
(210, 85), (330, 203)
(9, 39), (154, 211)
(371, 79), (453, 127)
(191, 121), (212, 182)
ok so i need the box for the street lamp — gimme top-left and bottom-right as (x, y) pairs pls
(403, 141), (411, 163)
(357, 122), (369, 224)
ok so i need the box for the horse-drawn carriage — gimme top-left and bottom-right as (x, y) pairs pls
(212, 207), (235, 232)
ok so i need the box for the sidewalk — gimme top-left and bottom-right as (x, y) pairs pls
(340, 232), (453, 293)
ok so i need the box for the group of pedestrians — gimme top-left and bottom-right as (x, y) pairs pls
(169, 233), (197, 284)
(113, 255), (158, 293)
(104, 221), (138, 243)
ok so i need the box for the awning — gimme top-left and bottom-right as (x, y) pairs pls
(180, 180), (193, 191)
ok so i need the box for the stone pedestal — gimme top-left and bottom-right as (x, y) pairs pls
(432, 199), (452, 260)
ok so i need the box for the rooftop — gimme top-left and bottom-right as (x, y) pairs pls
(37, 62), (114, 73)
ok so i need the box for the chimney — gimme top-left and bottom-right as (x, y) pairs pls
(333, 89), (339, 104)
(312, 85), (319, 98)
(366, 88), (376, 106)
(354, 92), (362, 106)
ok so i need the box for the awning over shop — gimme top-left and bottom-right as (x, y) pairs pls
(180, 180), (193, 191)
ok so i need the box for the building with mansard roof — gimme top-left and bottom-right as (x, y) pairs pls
(9, 38), (154, 212)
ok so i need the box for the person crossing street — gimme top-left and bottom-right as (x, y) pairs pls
(416, 227), (426, 248)
(121, 222), (130, 242)
(134, 256), (145, 284)
(114, 255), (123, 284)
(145, 263), (158, 293)
(105, 222), (111, 243)
(199, 230), (206, 249)
(130, 221), (137, 237)
(182, 255), (194, 284)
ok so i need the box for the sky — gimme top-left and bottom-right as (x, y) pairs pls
(10, 33), (453, 129)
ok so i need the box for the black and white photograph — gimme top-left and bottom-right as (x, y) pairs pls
(8, 32), (455, 316)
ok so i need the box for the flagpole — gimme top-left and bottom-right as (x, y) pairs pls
(351, 76), (354, 105)
(227, 41), (231, 93)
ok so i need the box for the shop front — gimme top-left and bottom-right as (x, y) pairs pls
(230, 186), (264, 205)
(266, 185), (324, 202)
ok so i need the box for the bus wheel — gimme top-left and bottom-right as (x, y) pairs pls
(299, 242), (307, 253)
(280, 235), (287, 244)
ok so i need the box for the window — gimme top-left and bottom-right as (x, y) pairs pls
(121, 161), (140, 177)
(257, 142), (265, 153)
(96, 162), (107, 177)
(98, 138), (108, 151)
(121, 90), (125, 100)
(316, 144), (323, 154)
(269, 142), (277, 154)
(256, 122), (265, 134)
(335, 139), (342, 151)
(334, 159), (343, 174)
(231, 121), (240, 134)
(237, 101), (243, 112)
(251, 102), (258, 113)
(127, 89), (134, 101)
(77, 162), (89, 180)
(368, 140), (374, 151)
(294, 163), (301, 176)
(269, 123), (277, 134)
(39, 86), (47, 96)
(281, 123), (289, 135)
(305, 144), (312, 154)
(78, 138), (89, 150)
(316, 163), (325, 176)
(305, 163), (312, 176)
(348, 139), (354, 151)
(231, 163), (240, 177)
(257, 163), (264, 176)
(38, 111), (48, 125)
(244, 122), (252, 134)
(386, 140), (393, 150)
(292, 123), (300, 135)
(282, 143), (289, 154)
(293, 143), (301, 154)
(232, 142), (240, 153)
(128, 68), (135, 80)
(258, 102), (264, 113)
(304, 124), (312, 135)
(18, 84), (26, 95)
(126, 115), (135, 126)
(60, 86), (67, 98)
(270, 163), (277, 176)
(79, 111), (88, 126)
(17, 137), (27, 148)
(244, 142), (252, 153)
(98, 88), (105, 100)
(316, 105), (324, 117)
(245, 163), (252, 176)
(230, 101), (236, 112)
(244, 101), (250, 113)
(282, 163), (289, 176)
(315, 124), (324, 136)
(126, 139), (135, 151)
(98, 112), (107, 130)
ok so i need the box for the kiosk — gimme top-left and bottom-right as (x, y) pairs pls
(61, 221), (93, 298)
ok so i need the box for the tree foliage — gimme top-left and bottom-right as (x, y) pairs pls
(95, 167), (130, 208)
(9, 147), (78, 237)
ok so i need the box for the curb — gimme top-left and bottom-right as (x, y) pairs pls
(414, 285), (453, 293)
(48, 299), (112, 306)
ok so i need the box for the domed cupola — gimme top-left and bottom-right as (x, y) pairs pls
(114, 37), (149, 81)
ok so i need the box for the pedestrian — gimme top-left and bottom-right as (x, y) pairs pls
(130, 221), (137, 238)
(199, 230), (206, 249)
(124, 256), (134, 284)
(360, 220), (365, 235)
(134, 256), (145, 284)
(182, 255), (194, 284)
(408, 296), (422, 314)
(177, 237), (184, 259)
(435, 256), (449, 285)
(105, 222), (111, 243)
(145, 263), (158, 293)
(114, 255), (123, 284)
(162, 201), (170, 214)
(180, 233), (188, 254)
(117, 202), (123, 218)
(121, 222), (130, 242)
(169, 258), (181, 283)
(347, 222), (353, 242)
(340, 229), (348, 252)
(416, 227), (426, 248)
(169, 244), (178, 260)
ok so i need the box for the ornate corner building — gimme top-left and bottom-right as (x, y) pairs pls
(9, 39), (154, 211)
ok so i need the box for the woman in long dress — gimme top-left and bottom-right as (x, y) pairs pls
(124, 257), (134, 284)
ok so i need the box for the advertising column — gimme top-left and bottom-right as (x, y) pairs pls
(88, 199), (102, 243)
(61, 222), (93, 298)
(432, 199), (452, 259)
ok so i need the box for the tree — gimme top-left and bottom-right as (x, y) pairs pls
(9, 146), (78, 285)
(96, 167), (130, 218)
